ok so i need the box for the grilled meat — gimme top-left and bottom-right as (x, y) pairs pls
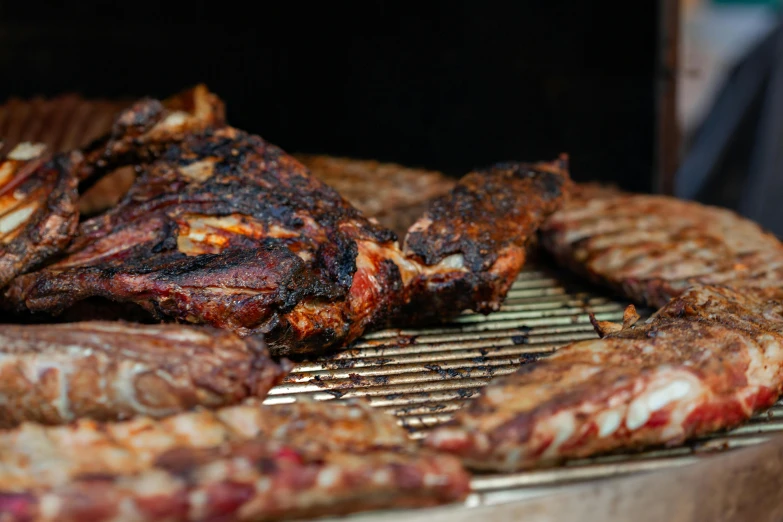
(77, 84), (225, 186)
(4, 90), (570, 355)
(0, 90), (211, 217)
(0, 143), (80, 289)
(75, 85), (223, 217)
(0, 321), (287, 427)
(425, 284), (783, 471)
(540, 192), (783, 308)
(295, 154), (456, 238)
(5, 124), (407, 356)
(403, 156), (572, 321)
(0, 400), (470, 521)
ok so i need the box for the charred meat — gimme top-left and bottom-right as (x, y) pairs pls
(6, 96), (571, 355)
(425, 284), (783, 471)
(5, 125), (408, 356)
(403, 156), (572, 321)
(0, 399), (470, 521)
(77, 84), (225, 186)
(0, 321), (287, 427)
(0, 143), (80, 289)
(540, 192), (783, 307)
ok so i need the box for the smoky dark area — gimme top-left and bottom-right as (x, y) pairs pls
(0, 0), (659, 193)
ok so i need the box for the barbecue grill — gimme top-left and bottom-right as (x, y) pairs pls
(1, 94), (778, 518)
(266, 264), (783, 520)
(4, 4), (776, 518)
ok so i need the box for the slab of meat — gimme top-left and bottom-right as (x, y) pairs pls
(425, 284), (783, 471)
(540, 191), (783, 308)
(295, 154), (456, 238)
(4, 123), (406, 356)
(5, 94), (571, 355)
(0, 143), (80, 289)
(0, 321), (287, 427)
(0, 400), (470, 521)
(403, 156), (572, 321)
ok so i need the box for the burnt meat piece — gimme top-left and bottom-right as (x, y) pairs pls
(5, 125), (407, 356)
(402, 156), (572, 321)
(295, 154), (456, 238)
(425, 284), (783, 471)
(0, 143), (80, 289)
(540, 191), (783, 308)
(7, 243), (349, 355)
(0, 399), (470, 521)
(0, 321), (287, 427)
(68, 83), (224, 218)
(5, 93), (571, 356)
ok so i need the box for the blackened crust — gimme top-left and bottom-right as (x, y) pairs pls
(404, 158), (571, 271)
(4, 123), (403, 356)
(400, 157), (571, 321)
(6, 246), (342, 343)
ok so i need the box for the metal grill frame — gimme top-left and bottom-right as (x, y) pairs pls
(263, 264), (783, 513)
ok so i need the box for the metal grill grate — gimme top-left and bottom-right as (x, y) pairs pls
(263, 264), (783, 508)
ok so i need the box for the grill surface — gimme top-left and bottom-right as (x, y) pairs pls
(263, 263), (783, 509)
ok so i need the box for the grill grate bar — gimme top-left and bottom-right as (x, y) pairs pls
(263, 264), (783, 507)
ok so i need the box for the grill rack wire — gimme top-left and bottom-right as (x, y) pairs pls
(263, 264), (783, 509)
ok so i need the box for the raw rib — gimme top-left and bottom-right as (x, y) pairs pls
(540, 191), (783, 307)
(0, 321), (287, 427)
(0, 400), (470, 521)
(0, 143), (80, 289)
(5, 95), (571, 356)
(425, 284), (783, 471)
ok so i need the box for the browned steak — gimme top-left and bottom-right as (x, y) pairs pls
(540, 192), (783, 307)
(402, 156), (572, 320)
(0, 321), (287, 427)
(295, 154), (456, 238)
(0, 144), (80, 289)
(0, 400), (470, 521)
(426, 284), (783, 471)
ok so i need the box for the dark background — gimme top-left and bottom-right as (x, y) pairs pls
(0, 1), (661, 192)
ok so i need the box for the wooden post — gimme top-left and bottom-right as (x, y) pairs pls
(657, 0), (682, 195)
